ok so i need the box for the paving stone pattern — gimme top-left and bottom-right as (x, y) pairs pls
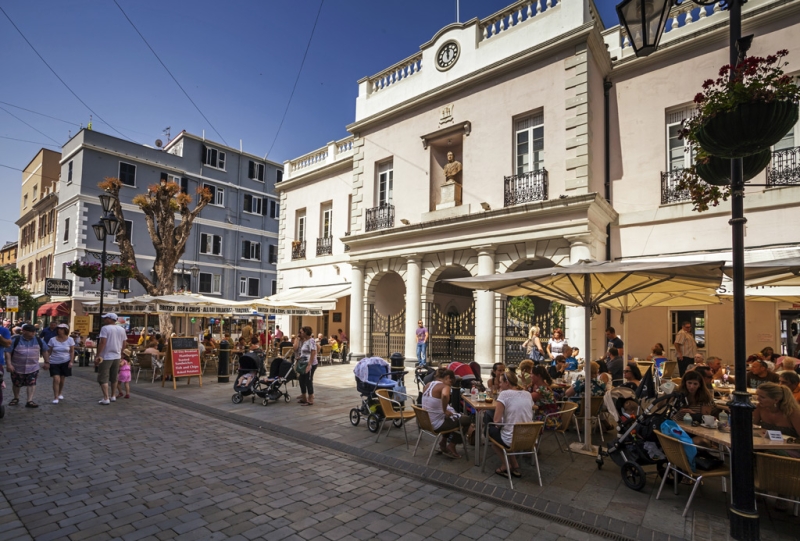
(2, 376), (612, 541)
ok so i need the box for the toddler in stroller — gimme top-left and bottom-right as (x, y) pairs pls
(349, 357), (407, 433)
(259, 357), (296, 406)
(231, 354), (266, 404)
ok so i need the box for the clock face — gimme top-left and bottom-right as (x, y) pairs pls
(436, 41), (460, 71)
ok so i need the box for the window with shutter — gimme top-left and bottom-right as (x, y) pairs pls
(160, 172), (168, 183)
(64, 218), (70, 242)
(268, 244), (276, 264)
(248, 161), (255, 180)
(200, 233), (209, 254)
(212, 235), (221, 255)
(119, 162), (136, 186)
(247, 278), (259, 297)
(243, 194), (252, 213)
(271, 280), (277, 295)
(276, 170), (283, 183)
(254, 243), (261, 261)
(180, 177), (189, 194)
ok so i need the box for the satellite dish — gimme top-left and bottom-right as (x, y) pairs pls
(155, 139), (163, 148)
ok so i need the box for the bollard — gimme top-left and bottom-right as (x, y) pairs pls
(218, 339), (230, 383)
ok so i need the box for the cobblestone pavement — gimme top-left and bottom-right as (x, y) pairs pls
(1, 376), (610, 541)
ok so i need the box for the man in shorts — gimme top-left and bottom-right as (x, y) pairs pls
(95, 313), (128, 405)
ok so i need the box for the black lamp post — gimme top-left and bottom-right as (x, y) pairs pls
(189, 264), (200, 292)
(92, 193), (120, 331)
(616, 1), (757, 539)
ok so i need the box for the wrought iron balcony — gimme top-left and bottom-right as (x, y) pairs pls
(504, 169), (548, 206)
(661, 169), (691, 204)
(316, 236), (332, 256)
(291, 240), (306, 260)
(365, 204), (394, 232)
(767, 146), (800, 187)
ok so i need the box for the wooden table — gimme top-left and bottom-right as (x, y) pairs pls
(462, 395), (497, 466)
(679, 421), (800, 451)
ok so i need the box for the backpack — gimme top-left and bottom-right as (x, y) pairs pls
(10, 335), (47, 357)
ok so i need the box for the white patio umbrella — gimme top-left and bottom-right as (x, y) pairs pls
(445, 259), (726, 453)
(724, 256), (800, 287)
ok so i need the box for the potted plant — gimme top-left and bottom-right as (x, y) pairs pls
(66, 260), (102, 283)
(694, 148), (772, 186)
(104, 262), (136, 281)
(682, 50), (799, 159)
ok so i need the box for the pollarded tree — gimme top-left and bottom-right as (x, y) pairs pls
(98, 177), (212, 335)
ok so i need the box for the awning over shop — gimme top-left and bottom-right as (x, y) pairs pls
(267, 283), (351, 311)
(37, 302), (71, 317)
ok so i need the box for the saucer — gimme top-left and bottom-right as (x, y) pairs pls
(701, 423), (717, 429)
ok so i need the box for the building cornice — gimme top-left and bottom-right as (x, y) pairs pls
(274, 159), (354, 193)
(163, 131), (284, 169)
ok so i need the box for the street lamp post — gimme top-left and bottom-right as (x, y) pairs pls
(91, 194), (120, 332)
(616, 1), (758, 539)
(190, 264), (200, 292)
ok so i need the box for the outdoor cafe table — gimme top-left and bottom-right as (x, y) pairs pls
(462, 394), (497, 466)
(678, 421), (800, 451)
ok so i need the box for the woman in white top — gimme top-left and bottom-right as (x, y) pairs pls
(295, 326), (318, 406)
(546, 327), (568, 361)
(421, 368), (472, 459)
(45, 324), (75, 404)
(489, 369), (534, 478)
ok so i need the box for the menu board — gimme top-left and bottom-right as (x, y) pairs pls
(162, 336), (203, 389)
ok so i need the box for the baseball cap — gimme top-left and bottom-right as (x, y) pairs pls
(57, 323), (69, 329)
(101, 313), (118, 321)
(21, 324), (36, 332)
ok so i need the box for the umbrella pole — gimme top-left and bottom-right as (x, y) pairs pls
(582, 274), (593, 452)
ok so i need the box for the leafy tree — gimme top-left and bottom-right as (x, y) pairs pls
(0, 267), (36, 314)
(98, 177), (212, 335)
(508, 296), (535, 320)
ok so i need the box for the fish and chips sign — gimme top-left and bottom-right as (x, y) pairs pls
(84, 302), (321, 316)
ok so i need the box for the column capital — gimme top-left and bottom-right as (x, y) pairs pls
(401, 253), (423, 263)
(472, 245), (496, 255)
(564, 234), (594, 247)
(350, 260), (366, 271)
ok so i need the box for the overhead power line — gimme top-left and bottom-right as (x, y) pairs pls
(0, 105), (60, 145)
(266, 0), (325, 159)
(0, 135), (61, 148)
(0, 6), (136, 143)
(113, 0), (228, 146)
(0, 162), (62, 183)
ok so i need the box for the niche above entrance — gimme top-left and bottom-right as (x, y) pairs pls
(420, 121), (472, 220)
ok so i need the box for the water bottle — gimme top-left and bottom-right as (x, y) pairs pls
(719, 410), (729, 427)
(471, 382), (478, 401)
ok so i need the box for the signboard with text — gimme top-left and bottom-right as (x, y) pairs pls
(45, 278), (73, 297)
(163, 336), (202, 389)
(6, 296), (18, 313)
(73, 315), (91, 337)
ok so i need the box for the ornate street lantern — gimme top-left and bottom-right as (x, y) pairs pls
(616, 0), (673, 57)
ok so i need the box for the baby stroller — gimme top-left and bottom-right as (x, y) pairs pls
(231, 354), (267, 404)
(258, 357), (296, 406)
(596, 392), (685, 491)
(349, 357), (407, 433)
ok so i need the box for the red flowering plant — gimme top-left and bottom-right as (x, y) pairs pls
(66, 260), (102, 283)
(103, 262), (136, 281)
(677, 50), (800, 211)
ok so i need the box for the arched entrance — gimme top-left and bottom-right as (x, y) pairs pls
(368, 272), (406, 357)
(502, 258), (558, 367)
(428, 266), (475, 364)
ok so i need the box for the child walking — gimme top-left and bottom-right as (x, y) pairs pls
(117, 356), (131, 399)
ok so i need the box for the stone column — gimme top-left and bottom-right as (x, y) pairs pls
(349, 262), (365, 359)
(474, 246), (496, 367)
(404, 255), (422, 362)
(565, 236), (593, 358)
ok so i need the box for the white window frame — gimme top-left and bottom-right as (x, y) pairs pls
(243, 194), (264, 215)
(204, 147), (226, 170)
(115, 219), (133, 245)
(249, 160), (265, 182)
(270, 200), (280, 219)
(241, 239), (261, 261)
(198, 272), (222, 295)
(515, 113), (544, 176)
(67, 160), (73, 184)
(271, 280), (277, 296)
(239, 276), (259, 297)
(296, 213), (306, 242)
(119, 161), (137, 186)
(200, 233), (222, 256)
(203, 183), (224, 206)
(665, 107), (695, 171)
(377, 161), (393, 206)
(321, 205), (333, 238)
(63, 217), (69, 243)
(774, 78), (800, 151)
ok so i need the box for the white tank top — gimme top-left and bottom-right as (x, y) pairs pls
(422, 380), (446, 430)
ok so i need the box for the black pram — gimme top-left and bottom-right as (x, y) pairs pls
(259, 357), (296, 405)
(231, 354), (266, 404)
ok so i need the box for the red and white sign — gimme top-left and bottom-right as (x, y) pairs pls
(172, 349), (201, 377)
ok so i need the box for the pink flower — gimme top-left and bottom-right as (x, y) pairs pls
(694, 93), (705, 104)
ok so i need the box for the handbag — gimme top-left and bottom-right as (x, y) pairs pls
(530, 347), (545, 362)
(296, 355), (310, 376)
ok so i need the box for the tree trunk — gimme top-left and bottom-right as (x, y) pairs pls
(159, 313), (173, 339)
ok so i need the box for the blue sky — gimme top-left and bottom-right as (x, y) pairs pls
(0, 0), (620, 247)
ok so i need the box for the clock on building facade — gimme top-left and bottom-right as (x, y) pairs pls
(436, 40), (460, 71)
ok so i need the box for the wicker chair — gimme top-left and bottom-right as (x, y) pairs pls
(755, 452), (800, 515)
(481, 421), (544, 489)
(661, 360), (678, 379)
(655, 430), (730, 517)
(375, 389), (416, 447)
(411, 405), (469, 465)
(319, 345), (333, 366)
(135, 354), (155, 383)
(541, 402), (579, 461)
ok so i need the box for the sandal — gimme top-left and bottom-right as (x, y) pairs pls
(300, 402), (314, 406)
(8, 398), (19, 406)
(443, 449), (461, 459)
(495, 468), (510, 477)
(25, 401), (38, 408)
(511, 470), (522, 478)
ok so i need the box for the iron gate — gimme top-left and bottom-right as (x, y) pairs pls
(426, 302), (475, 365)
(368, 305), (405, 358)
(501, 297), (552, 367)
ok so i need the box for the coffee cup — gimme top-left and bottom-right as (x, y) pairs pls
(702, 415), (716, 428)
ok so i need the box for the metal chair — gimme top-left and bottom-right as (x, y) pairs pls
(319, 345), (333, 366)
(135, 353), (154, 383)
(541, 402), (579, 461)
(482, 421), (545, 489)
(411, 405), (469, 465)
(375, 389), (416, 447)
(655, 430), (730, 517)
(755, 452), (800, 515)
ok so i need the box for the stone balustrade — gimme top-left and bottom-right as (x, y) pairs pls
(480, 0), (559, 40)
(284, 135), (354, 181)
(367, 53), (423, 94)
(618, 1), (725, 54)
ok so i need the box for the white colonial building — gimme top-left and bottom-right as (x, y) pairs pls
(276, 0), (800, 365)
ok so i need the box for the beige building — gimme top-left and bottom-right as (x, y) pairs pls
(277, 0), (800, 365)
(16, 148), (62, 319)
(0, 241), (18, 268)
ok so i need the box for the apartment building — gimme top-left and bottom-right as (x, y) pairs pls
(0, 241), (18, 269)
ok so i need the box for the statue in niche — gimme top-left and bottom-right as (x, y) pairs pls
(442, 151), (462, 185)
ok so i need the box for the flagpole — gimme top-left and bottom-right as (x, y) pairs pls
(456, 0), (460, 23)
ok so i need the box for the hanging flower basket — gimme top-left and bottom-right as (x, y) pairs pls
(695, 148), (772, 186)
(66, 260), (102, 283)
(104, 263), (136, 281)
(694, 101), (798, 159)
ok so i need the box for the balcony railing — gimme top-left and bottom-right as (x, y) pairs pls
(661, 169), (691, 204)
(291, 240), (306, 260)
(365, 204), (394, 232)
(504, 169), (548, 207)
(316, 236), (333, 256)
(767, 146), (800, 187)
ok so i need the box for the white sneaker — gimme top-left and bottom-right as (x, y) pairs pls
(52, 399), (59, 404)
(98, 399), (110, 405)
(58, 395), (64, 400)
(109, 396), (116, 402)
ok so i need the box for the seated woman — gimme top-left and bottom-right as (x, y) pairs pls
(421, 368), (472, 459)
(754, 382), (800, 458)
(529, 365), (558, 419)
(548, 356), (567, 381)
(620, 363), (642, 391)
(486, 362), (506, 395)
(517, 360), (534, 391)
(489, 370), (533, 478)
(564, 361), (607, 402)
(674, 370), (715, 420)
(329, 336), (339, 358)
(203, 333), (218, 351)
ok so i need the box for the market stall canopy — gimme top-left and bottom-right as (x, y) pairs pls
(83, 293), (323, 316)
(37, 302), (71, 317)
(724, 256), (800, 287)
(266, 283), (351, 311)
